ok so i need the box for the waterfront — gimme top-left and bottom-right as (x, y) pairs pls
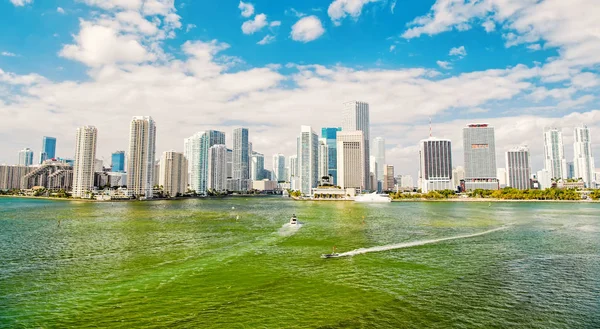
(1, 197), (599, 328)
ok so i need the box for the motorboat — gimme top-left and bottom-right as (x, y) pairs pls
(354, 192), (392, 203)
(321, 246), (341, 259)
(290, 214), (298, 225)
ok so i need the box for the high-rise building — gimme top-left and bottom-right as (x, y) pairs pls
(373, 137), (385, 183)
(543, 127), (567, 180)
(506, 146), (531, 190)
(111, 151), (125, 172)
(497, 168), (507, 188)
(573, 126), (595, 187)
(297, 126), (319, 195)
(72, 126), (97, 197)
(251, 151), (265, 181)
(126, 116), (156, 199)
(419, 137), (453, 192)
(186, 130), (226, 194)
(40, 136), (57, 163)
(336, 130), (365, 190)
(288, 154), (298, 182)
(382, 164), (395, 191)
(342, 101), (370, 189)
(226, 148), (233, 179)
(566, 162), (575, 179)
(233, 128), (250, 191)
(321, 127), (341, 184)
(208, 144), (228, 192)
(452, 166), (465, 189)
(463, 124), (498, 190)
(18, 148), (34, 167)
(318, 139), (329, 179)
(272, 154), (286, 182)
(159, 151), (188, 196)
(537, 169), (551, 189)
(398, 175), (414, 189)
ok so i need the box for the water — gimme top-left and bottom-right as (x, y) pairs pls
(0, 197), (599, 328)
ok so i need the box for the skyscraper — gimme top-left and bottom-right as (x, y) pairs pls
(18, 148), (34, 167)
(321, 127), (341, 184)
(72, 126), (97, 197)
(419, 137), (453, 192)
(573, 126), (595, 187)
(40, 136), (57, 163)
(159, 151), (188, 197)
(336, 130), (365, 190)
(126, 116), (156, 199)
(318, 139), (329, 179)
(543, 127), (567, 180)
(463, 124), (498, 190)
(208, 144), (228, 192)
(383, 164), (395, 191)
(185, 130), (226, 194)
(506, 146), (531, 190)
(233, 128), (250, 191)
(341, 101), (370, 189)
(566, 162), (575, 179)
(272, 154), (286, 182)
(111, 151), (125, 172)
(297, 126), (318, 195)
(288, 154), (298, 182)
(251, 151), (265, 181)
(372, 137), (385, 182)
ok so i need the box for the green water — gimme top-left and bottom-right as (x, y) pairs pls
(1, 197), (599, 328)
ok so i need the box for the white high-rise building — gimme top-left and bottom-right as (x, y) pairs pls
(382, 164), (395, 191)
(72, 126), (97, 198)
(399, 175), (414, 189)
(208, 144), (228, 192)
(373, 137), (385, 183)
(543, 128), (567, 180)
(506, 146), (531, 190)
(272, 154), (286, 182)
(185, 130), (226, 194)
(336, 130), (365, 190)
(342, 101), (370, 189)
(18, 148), (34, 167)
(233, 128), (250, 191)
(497, 168), (507, 188)
(318, 139), (329, 179)
(463, 124), (498, 190)
(159, 151), (188, 196)
(288, 154), (298, 181)
(573, 126), (595, 187)
(537, 169), (552, 189)
(297, 126), (318, 195)
(127, 116), (156, 199)
(419, 137), (453, 192)
(452, 166), (465, 189)
(251, 151), (265, 181)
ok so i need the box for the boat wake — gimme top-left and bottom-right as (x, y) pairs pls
(334, 226), (509, 258)
(278, 222), (303, 237)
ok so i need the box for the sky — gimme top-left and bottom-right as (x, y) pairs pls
(1, 0), (599, 179)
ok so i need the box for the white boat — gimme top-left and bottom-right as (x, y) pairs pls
(354, 192), (392, 203)
(290, 214), (298, 225)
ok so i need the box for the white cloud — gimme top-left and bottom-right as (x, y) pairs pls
(186, 24), (196, 32)
(82, 0), (143, 11)
(436, 60), (452, 69)
(270, 21), (281, 27)
(449, 46), (467, 57)
(291, 16), (325, 42)
(241, 13), (268, 34)
(390, 0), (396, 13)
(57, 7), (66, 14)
(287, 8), (306, 18)
(328, 0), (378, 25)
(527, 44), (542, 51)
(257, 35), (276, 45)
(1, 52), (17, 57)
(389, 45), (396, 52)
(9, 0), (32, 6)
(238, 1), (254, 18)
(59, 20), (152, 67)
(482, 20), (495, 33)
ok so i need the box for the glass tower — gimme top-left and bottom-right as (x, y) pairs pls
(111, 151), (126, 172)
(321, 127), (341, 184)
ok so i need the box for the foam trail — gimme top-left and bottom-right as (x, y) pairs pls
(336, 226), (509, 257)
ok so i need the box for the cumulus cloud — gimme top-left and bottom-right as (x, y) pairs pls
(328, 0), (378, 25)
(241, 13), (268, 34)
(9, 0), (32, 6)
(238, 1), (254, 18)
(437, 60), (452, 69)
(57, 7), (66, 14)
(291, 16), (325, 42)
(257, 35), (275, 45)
(449, 46), (467, 57)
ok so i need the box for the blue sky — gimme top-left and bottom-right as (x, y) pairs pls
(1, 0), (599, 178)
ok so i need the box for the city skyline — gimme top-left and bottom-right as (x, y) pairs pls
(2, 1), (600, 181)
